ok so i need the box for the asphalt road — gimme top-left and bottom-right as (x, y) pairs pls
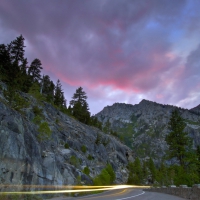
(48, 189), (186, 200)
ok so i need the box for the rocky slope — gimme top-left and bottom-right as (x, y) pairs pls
(0, 83), (132, 192)
(95, 100), (200, 164)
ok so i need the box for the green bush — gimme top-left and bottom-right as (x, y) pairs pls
(87, 154), (93, 160)
(32, 106), (42, 116)
(102, 137), (110, 146)
(83, 166), (90, 175)
(94, 169), (110, 186)
(28, 83), (45, 101)
(55, 118), (59, 124)
(37, 122), (51, 141)
(70, 155), (80, 167)
(81, 145), (87, 153)
(93, 164), (115, 186)
(3, 88), (30, 111)
(95, 134), (101, 144)
(32, 115), (42, 125)
(64, 143), (69, 149)
(105, 164), (116, 183)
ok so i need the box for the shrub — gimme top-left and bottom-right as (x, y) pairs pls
(37, 122), (51, 141)
(55, 118), (59, 124)
(95, 134), (101, 144)
(93, 169), (110, 186)
(87, 154), (93, 160)
(70, 155), (80, 167)
(81, 145), (87, 153)
(32, 106), (42, 116)
(105, 164), (116, 183)
(32, 115), (42, 125)
(102, 137), (110, 146)
(64, 143), (69, 149)
(28, 83), (45, 101)
(93, 164), (115, 186)
(83, 166), (90, 176)
(3, 88), (30, 111)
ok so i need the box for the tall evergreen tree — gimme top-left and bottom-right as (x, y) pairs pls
(9, 34), (25, 65)
(28, 58), (43, 82)
(165, 109), (192, 167)
(70, 87), (87, 106)
(196, 146), (200, 181)
(70, 87), (90, 124)
(41, 75), (55, 102)
(0, 44), (11, 81)
(54, 79), (66, 107)
(0, 36), (27, 89)
(148, 158), (157, 184)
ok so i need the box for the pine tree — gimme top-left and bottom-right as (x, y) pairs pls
(165, 109), (192, 167)
(196, 146), (200, 181)
(70, 87), (90, 124)
(70, 87), (87, 106)
(0, 44), (11, 81)
(127, 158), (143, 185)
(148, 158), (157, 184)
(28, 58), (43, 82)
(9, 34), (25, 65)
(0, 36), (28, 90)
(54, 79), (66, 107)
(41, 75), (55, 102)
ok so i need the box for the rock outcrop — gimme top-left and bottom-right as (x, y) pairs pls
(0, 84), (131, 192)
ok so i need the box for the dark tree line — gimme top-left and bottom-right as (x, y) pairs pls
(0, 35), (102, 128)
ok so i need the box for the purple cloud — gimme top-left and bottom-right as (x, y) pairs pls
(0, 0), (200, 114)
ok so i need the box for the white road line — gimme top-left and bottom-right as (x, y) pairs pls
(115, 191), (145, 200)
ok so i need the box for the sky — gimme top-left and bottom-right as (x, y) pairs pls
(0, 0), (200, 115)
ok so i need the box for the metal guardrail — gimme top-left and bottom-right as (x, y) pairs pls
(144, 184), (200, 200)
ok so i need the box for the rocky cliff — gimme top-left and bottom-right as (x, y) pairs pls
(0, 83), (132, 192)
(95, 100), (200, 164)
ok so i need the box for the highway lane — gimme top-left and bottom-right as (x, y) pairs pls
(48, 189), (186, 200)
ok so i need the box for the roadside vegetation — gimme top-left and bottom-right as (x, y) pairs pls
(127, 109), (200, 187)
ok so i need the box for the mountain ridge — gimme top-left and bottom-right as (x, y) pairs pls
(95, 99), (200, 164)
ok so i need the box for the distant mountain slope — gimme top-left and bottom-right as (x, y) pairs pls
(95, 100), (200, 164)
(190, 104), (200, 115)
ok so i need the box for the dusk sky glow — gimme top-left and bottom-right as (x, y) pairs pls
(0, 0), (200, 114)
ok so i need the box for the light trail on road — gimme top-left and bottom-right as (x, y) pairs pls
(0, 184), (150, 195)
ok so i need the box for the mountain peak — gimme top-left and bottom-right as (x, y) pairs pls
(139, 99), (155, 105)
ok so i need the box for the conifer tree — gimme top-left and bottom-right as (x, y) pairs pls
(70, 87), (87, 106)
(148, 158), (157, 183)
(9, 34), (25, 65)
(28, 58), (43, 82)
(41, 75), (55, 102)
(196, 146), (200, 181)
(0, 44), (11, 81)
(70, 87), (90, 124)
(165, 110), (192, 167)
(54, 79), (66, 107)
(0, 36), (27, 89)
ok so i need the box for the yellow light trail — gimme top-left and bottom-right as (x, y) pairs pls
(0, 185), (150, 195)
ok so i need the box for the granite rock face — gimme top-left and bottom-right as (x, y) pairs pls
(0, 86), (131, 191)
(95, 100), (200, 164)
